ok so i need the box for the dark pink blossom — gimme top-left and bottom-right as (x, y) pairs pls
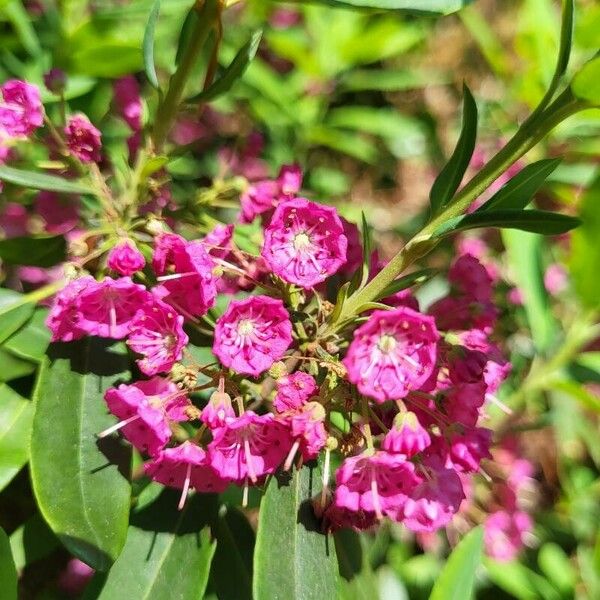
(484, 510), (532, 561)
(343, 307), (439, 403)
(113, 75), (142, 131)
(442, 383), (487, 427)
(46, 276), (95, 342)
(43, 68), (66, 94)
(0, 79), (44, 137)
(64, 114), (102, 163)
(56, 559), (94, 597)
(34, 191), (79, 234)
(262, 197), (347, 287)
(544, 263), (568, 295)
(107, 240), (146, 276)
(444, 427), (493, 473)
(213, 296), (292, 377)
(382, 411), (431, 457)
(282, 402), (327, 468)
(273, 371), (317, 412)
(0, 202), (29, 238)
(339, 217), (363, 276)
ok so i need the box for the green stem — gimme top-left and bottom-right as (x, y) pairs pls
(152, 0), (219, 151)
(335, 89), (583, 324)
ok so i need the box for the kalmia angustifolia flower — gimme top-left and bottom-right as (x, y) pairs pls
(64, 113), (102, 163)
(273, 371), (317, 412)
(0, 79), (44, 137)
(107, 239), (146, 276)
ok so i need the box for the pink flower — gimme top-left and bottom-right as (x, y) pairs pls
(544, 263), (568, 295)
(0, 202), (29, 238)
(113, 76), (142, 131)
(282, 402), (327, 468)
(383, 411), (431, 457)
(34, 191), (79, 234)
(213, 296), (292, 377)
(322, 504), (378, 533)
(273, 371), (317, 412)
(0, 80), (44, 137)
(127, 296), (189, 376)
(107, 240), (146, 276)
(202, 223), (234, 260)
(46, 276), (95, 342)
(145, 441), (228, 497)
(56, 559), (94, 597)
(201, 385), (236, 429)
(443, 427), (493, 473)
(152, 233), (217, 318)
(208, 411), (292, 483)
(334, 451), (418, 520)
(484, 510), (532, 561)
(442, 383), (487, 427)
(43, 68), (66, 94)
(343, 307), (439, 403)
(262, 198), (347, 287)
(103, 377), (189, 456)
(339, 217), (363, 276)
(402, 459), (465, 532)
(64, 114), (102, 163)
(77, 276), (151, 339)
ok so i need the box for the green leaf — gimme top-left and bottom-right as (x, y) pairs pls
(210, 505), (255, 600)
(0, 527), (17, 600)
(571, 54), (600, 106)
(304, 0), (473, 14)
(188, 30), (263, 103)
(478, 158), (562, 212)
(485, 558), (561, 600)
(0, 235), (66, 268)
(359, 212), (372, 289)
(95, 490), (217, 599)
(0, 289), (35, 346)
(0, 384), (34, 492)
(0, 165), (94, 195)
(430, 84), (477, 213)
(143, 0), (161, 89)
(430, 526), (483, 600)
(254, 466), (338, 600)
(30, 339), (131, 571)
(9, 515), (59, 572)
(0, 348), (36, 382)
(374, 268), (438, 301)
(4, 309), (51, 363)
(432, 209), (580, 237)
(538, 543), (576, 594)
(335, 529), (379, 600)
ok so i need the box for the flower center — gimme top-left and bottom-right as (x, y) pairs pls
(237, 319), (254, 336)
(377, 334), (397, 354)
(293, 232), (311, 251)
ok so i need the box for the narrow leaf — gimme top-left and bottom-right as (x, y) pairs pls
(479, 158), (562, 212)
(572, 55), (600, 107)
(432, 209), (580, 237)
(430, 84), (477, 213)
(9, 515), (59, 572)
(188, 30), (263, 103)
(0, 289), (35, 346)
(0, 527), (17, 600)
(374, 268), (437, 301)
(143, 0), (161, 89)
(30, 339), (131, 571)
(335, 529), (379, 600)
(96, 490), (217, 599)
(254, 466), (338, 600)
(430, 526), (483, 600)
(4, 308), (51, 362)
(307, 0), (473, 14)
(555, 0), (574, 82)
(0, 235), (66, 267)
(0, 165), (94, 195)
(359, 212), (372, 289)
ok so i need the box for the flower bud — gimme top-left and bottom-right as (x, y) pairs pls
(43, 68), (67, 95)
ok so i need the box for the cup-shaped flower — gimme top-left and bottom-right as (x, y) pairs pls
(383, 411), (431, 458)
(484, 510), (532, 562)
(273, 371), (317, 412)
(46, 276), (96, 342)
(64, 114), (102, 163)
(343, 307), (439, 403)
(261, 198), (347, 288)
(213, 296), (292, 377)
(107, 240), (146, 276)
(0, 80), (44, 137)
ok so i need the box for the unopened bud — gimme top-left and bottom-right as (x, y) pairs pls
(268, 361), (288, 379)
(145, 217), (166, 236)
(43, 68), (66, 94)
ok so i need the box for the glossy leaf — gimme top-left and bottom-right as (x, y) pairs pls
(30, 339), (131, 571)
(0, 348), (36, 382)
(254, 466), (338, 600)
(430, 526), (483, 600)
(4, 309), (51, 363)
(143, 0), (161, 88)
(189, 30), (263, 103)
(432, 209), (580, 237)
(0, 165), (94, 195)
(335, 529), (379, 600)
(0, 289), (35, 346)
(9, 515), (59, 572)
(210, 505), (255, 600)
(306, 0), (473, 14)
(0, 384), (34, 492)
(0, 526), (17, 600)
(0, 235), (66, 268)
(479, 158), (562, 212)
(96, 490), (217, 599)
(430, 84), (477, 213)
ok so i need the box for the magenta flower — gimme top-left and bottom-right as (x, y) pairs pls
(107, 240), (146, 276)
(484, 510), (532, 562)
(43, 68), (66, 94)
(77, 276), (151, 339)
(322, 503), (378, 533)
(127, 296), (189, 376)
(201, 223), (234, 259)
(64, 114), (102, 163)
(0, 80), (44, 137)
(273, 371), (317, 412)
(334, 451), (418, 520)
(442, 382), (487, 427)
(201, 382), (235, 429)
(262, 198), (347, 287)
(282, 402), (327, 469)
(343, 307), (439, 403)
(113, 76), (142, 131)
(208, 411), (292, 484)
(441, 427), (493, 473)
(544, 263), (568, 295)
(213, 296), (292, 377)
(382, 411), (431, 458)
(339, 217), (362, 276)
(46, 276), (96, 342)
(152, 233), (217, 318)
(0, 202), (28, 238)
(102, 378), (190, 456)
(34, 191), (79, 234)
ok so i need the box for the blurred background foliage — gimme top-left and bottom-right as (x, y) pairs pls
(0, 0), (599, 598)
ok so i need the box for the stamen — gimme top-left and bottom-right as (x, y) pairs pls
(244, 438), (257, 483)
(97, 414), (140, 438)
(284, 440), (300, 471)
(370, 472), (383, 519)
(178, 462), (192, 510)
(242, 478), (249, 507)
(320, 447), (331, 509)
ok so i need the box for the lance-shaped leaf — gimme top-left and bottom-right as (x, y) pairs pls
(0, 165), (94, 195)
(432, 209), (580, 238)
(30, 339), (131, 572)
(188, 30), (263, 103)
(0, 526), (18, 600)
(304, 0), (474, 15)
(430, 526), (483, 600)
(430, 84), (478, 214)
(4, 308), (51, 363)
(95, 490), (217, 599)
(0, 235), (67, 268)
(254, 465), (338, 600)
(478, 158), (562, 212)
(143, 0), (161, 89)
(0, 384), (34, 492)
(572, 54), (600, 107)
(335, 529), (379, 600)
(0, 290), (35, 346)
(374, 268), (437, 301)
